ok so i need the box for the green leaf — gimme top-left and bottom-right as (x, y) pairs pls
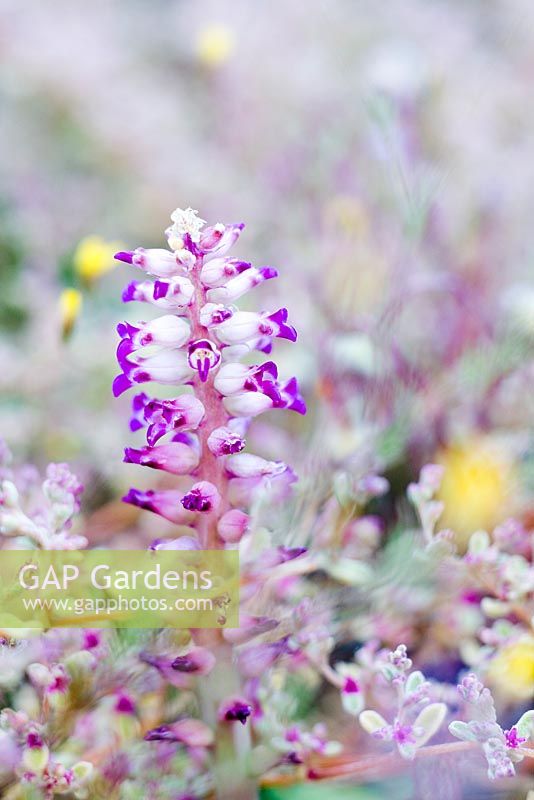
(260, 783), (384, 799)
(0, 301), (29, 332)
(58, 249), (77, 287)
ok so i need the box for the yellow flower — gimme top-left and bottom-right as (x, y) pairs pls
(59, 288), (82, 339)
(73, 235), (121, 285)
(436, 439), (514, 546)
(196, 25), (234, 69)
(487, 639), (534, 702)
(324, 195), (370, 237)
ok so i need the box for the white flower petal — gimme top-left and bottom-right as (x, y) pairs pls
(413, 703), (447, 746)
(359, 710), (388, 734)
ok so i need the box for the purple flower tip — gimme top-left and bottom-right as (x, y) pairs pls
(153, 280), (170, 300)
(285, 752), (303, 765)
(26, 732), (43, 749)
(292, 397), (306, 414)
(148, 538), (163, 551)
(144, 725), (173, 742)
(344, 677), (360, 694)
(182, 491), (209, 512)
(114, 251), (134, 264)
(122, 281), (138, 302)
(278, 546), (307, 562)
(224, 701), (252, 725)
(113, 373), (132, 398)
(123, 487), (143, 506)
(180, 483), (220, 513)
(83, 631), (100, 650)
(115, 693), (136, 715)
(283, 377), (306, 415)
(171, 656), (199, 673)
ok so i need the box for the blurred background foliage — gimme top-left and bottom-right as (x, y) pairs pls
(0, 0), (532, 547)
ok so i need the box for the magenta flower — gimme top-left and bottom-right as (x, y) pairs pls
(82, 631), (101, 650)
(504, 727), (526, 749)
(26, 732), (44, 749)
(114, 694), (136, 715)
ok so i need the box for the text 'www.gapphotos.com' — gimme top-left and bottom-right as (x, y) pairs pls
(22, 595), (214, 616)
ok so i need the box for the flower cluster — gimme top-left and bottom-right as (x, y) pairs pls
(114, 207), (305, 549)
(358, 646), (447, 760)
(0, 445), (86, 550)
(449, 674), (534, 779)
(1, 682), (94, 799)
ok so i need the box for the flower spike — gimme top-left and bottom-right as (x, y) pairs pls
(114, 207), (304, 549)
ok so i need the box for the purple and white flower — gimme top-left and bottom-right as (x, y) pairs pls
(117, 316), (190, 349)
(123, 442), (199, 475)
(207, 426), (245, 457)
(114, 208), (305, 544)
(206, 266), (278, 303)
(199, 258), (252, 288)
(122, 277), (194, 310)
(113, 339), (193, 397)
(122, 488), (196, 524)
(209, 308), (296, 346)
(130, 393), (205, 444)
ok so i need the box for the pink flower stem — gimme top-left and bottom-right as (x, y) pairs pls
(187, 257), (253, 795)
(307, 740), (477, 782)
(188, 255), (229, 550)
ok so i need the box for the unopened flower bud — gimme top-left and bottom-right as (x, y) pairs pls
(217, 509), (249, 543)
